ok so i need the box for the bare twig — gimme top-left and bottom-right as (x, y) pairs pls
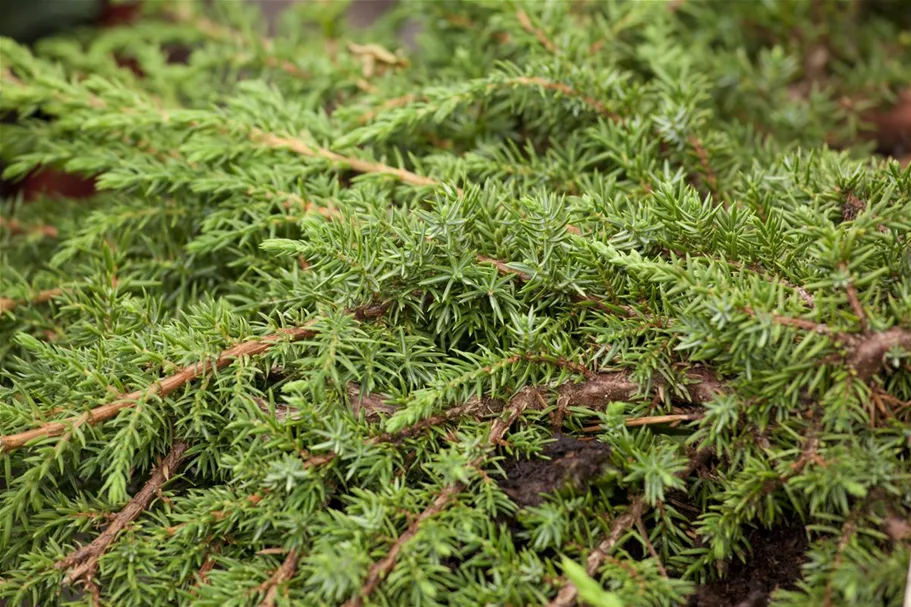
(744, 306), (834, 334)
(488, 387), (537, 445)
(343, 484), (461, 607)
(635, 516), (668, 577)
(1, 305), (388, 453)
(476, 255), (533, 282)
(548, 497), (645, 607)
(582, 412), (703, 432)
(823, 511), (859, 607)
(257, 549), (299, 607)
(346, 402), (533, 607)
(746, 306), (911, 381)
(841, 192), (866, 222)
(0, 288), (64, 314)
(558, 367), (726, 410)
(849, 328), (911, 381)
(370, 396), (505, 444)
(509, 76), (619, 121)
(348, 383), (398, 422)
(252, 130), (453, 192)
(0, 216), (58, 238)
(688, 136), (722, 208)
(193, 543), (221, 591)
(358, 72), (620, 127)
(840, 263), (868, 333)
(516, 9), (557, 54)
(0, 325), (315, 452)
(55, 441), (189, 585)
(548, 447), (710, 607)
(1, 71), (454, 197)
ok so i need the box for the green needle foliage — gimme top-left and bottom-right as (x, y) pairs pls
(1, 1), (910, 605)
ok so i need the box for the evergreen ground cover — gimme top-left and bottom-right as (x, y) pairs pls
(1, 1), (911, 605)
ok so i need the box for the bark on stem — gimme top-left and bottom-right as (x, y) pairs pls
(55, 441), (189, 585)
(0, 325), (317, 452)
(257, 549), (300, 607)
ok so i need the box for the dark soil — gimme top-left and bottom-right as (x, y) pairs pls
(498, 434), (611, 507)
(687, 522), (809, 607)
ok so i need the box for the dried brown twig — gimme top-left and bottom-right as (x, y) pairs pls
(0, 304), (388, 453)
(0, 288), (64, 314)
(55, 441), (189, 585)
(257, 549), (299, 607)
(548, 497), (646, 607)
(516, 9), (557, 54)
(344, 394), (531, 607)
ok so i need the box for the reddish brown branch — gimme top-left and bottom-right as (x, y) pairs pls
(839, 264), (868, 333)
(477, 254), (638, 318)
(0, 325), (317, 452)
(1, 305), (388, 453)
(688, 137), (722, 207)
(635, 516), (668, 577)
(371, 396), (505, 444)
(359, 94), (420, 123)
(841, 192), (866, 223)
(0, 216), (58, 238)
(358, 73), (619, 127)
(0, 287), (64, 314)
(582, 412), (703, 432)
(193, 543), (221, 591)
(346, 407), (530, 607)
(548, 497), (645, 607)
(348, 383), (398, 422)
(344, 484), (461, 607)
(55, 441), (189, 585)
(849, 327), (911, 381)
(257, 549), (299, 607)
(509, 76), (619, 121)
(253, 130), (454, 192)
(516, 9), (557, 54)
(298, 396), (505, 470)
(558, 367), (725, 410)
(477, 255), (533, 281)
(548, 447), (711, 606)
(759, 435), (822, 499)
(823, 508), (861, 607)
(744, 306), (835, 335)
(488, 387), (537, 445)
(746, 306), (911, 380)
(2, 72), (451, 197)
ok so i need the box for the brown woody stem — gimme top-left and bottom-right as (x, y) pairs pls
(0, 288), (65, 314)
(343, 484), (462, 607)
(55, 441), (189, 585)
(548, 497), (646, 607)
(257, 549), (299, 607)
(0, 325), (317, 452)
